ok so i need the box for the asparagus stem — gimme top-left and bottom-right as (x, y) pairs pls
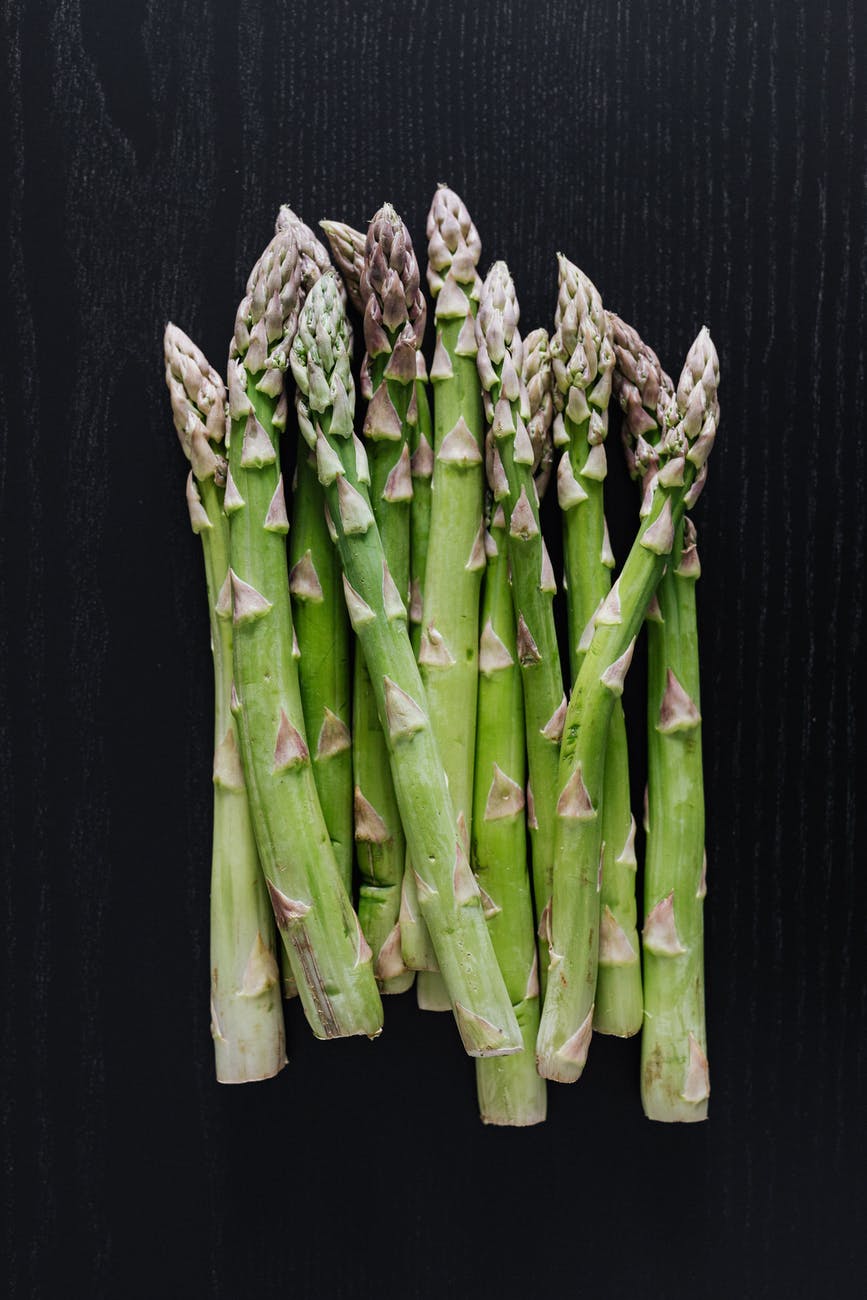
(475, 262), (565, 995)
(351, 203), (425, 994)
(551, 258), (642, 1038)
(404, 186), (488, 1009)
(611, 312), (710, 1119)
(164, 325), (285, 1081)
(320, 213), (429, 988)
(290, 273), (522, 1057)
(415, 971), (453, 1010)
(420, 185), (486, 841)
(472, 507), (547, 1125)
(536, 327), (719, 1082)
(319, 221), (434, 639)
(400, 363), (441, 979)
(279, 207), (354, 898)
(409, 354), (434, 656)
(288, 451), (353, 891)
(643, 517), (709, 1120)
(226, 227), (383, 1040)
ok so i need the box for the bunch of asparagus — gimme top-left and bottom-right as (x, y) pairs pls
(164, 187), (718, 1125)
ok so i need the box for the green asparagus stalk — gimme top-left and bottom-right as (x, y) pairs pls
(320, 215), (435, 982)
(290, 272), (522, 1057)
(643, 515), (709, 1120)
(536, 327), (719, 1081)
(550, 258), (642, 1038)
(278, 208), (353, 901)
(288, 448), (353, 891)
(226, 226), (383, 1040)
(472, 500), (547, 1124)
(409, 185), (488, 1011)
(275, 207), (346, 1003)
(419, 184), (486, 841)
(475, 262), (566, 994)
(351, 202), (423, 994)
(408, 353), (434, 656)
(320, 216), (434, 657)
(611, 313), (711, 1120)
(164, 324), (286, 1081)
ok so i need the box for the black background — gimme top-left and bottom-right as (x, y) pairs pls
(2, 1), (865, 1296)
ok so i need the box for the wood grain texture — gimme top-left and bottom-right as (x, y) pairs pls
(2, 0), (865, 1295)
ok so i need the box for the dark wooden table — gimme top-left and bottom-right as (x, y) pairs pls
(3, 2), (864, 1295)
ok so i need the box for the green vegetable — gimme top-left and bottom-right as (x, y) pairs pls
(353, 203), (424, 993)
(550, 258), (642, 1038)
(611, 311), (711, 1120)
(226, 226), (383, 1040)
(536, 327), (719, 1082)
(475, 261), (566, 995)
(290, 272), (522, 1057)
(472, 503), (547, 1124)
(164, 323), (286, 1080)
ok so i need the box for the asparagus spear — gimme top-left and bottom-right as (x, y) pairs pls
(320, 218), (365, 313)
(536, 327), (719, 1082)
(226, 226), (383, 1040)
(164, 324), (286, 1081)
(408, 185), (488, 1011)
(277, 209), (354, 897)
(472, 499), (547, 1124)
(522, 327), (555, 500)
(319, 217), (434, 656)
(550, 258), (642, 1038)
(290, 272), (522, 1057)
(475, 261), (566, 994)
(272, 206), (352, 1001)
(321, 215), (436, 982)
(642, 514), (709, 1120)
(401, 350), (445, 998)
(408, 353), (434, 656)
(352, 202), (424, 994)
(288, 447), (353, 892)
(611, 313), (711, 1120)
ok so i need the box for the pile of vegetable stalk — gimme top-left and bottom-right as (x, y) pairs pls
(164, 188), (719, 1125)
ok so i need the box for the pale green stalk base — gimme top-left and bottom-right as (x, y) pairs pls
(416, 970), (451, 1010)
(209, 781), (286, 1081)
(641, 522), (709, 1121)
(478, 1014), (545, 1126)
(200, 475), (286, 1082)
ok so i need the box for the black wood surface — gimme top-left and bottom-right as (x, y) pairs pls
(2, 1), (865, 1295)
